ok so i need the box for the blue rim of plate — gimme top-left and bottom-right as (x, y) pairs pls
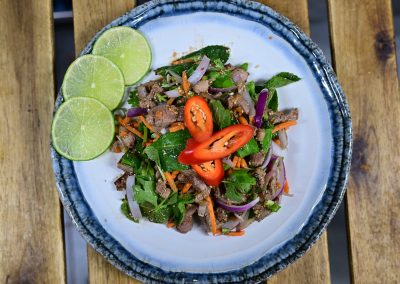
(51, 0), (352, 282)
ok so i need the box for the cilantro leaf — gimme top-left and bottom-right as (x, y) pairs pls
(223, 170), (256, 203)
(128, 90), (140, 107)
(237, 138), (259, 158)
(134, 176), (157, 207)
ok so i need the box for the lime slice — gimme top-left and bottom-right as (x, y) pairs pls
(62, 55), (124, 110)
(92, 26), (152, 85)
(52, 97), (115, 161)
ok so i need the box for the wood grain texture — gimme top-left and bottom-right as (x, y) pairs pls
(328, 0), (400, 283)
(0, 1), (66, 283)
(71, 1), (137, 283)
(73, 0), (136, 53)
(259, 1), (331, 283)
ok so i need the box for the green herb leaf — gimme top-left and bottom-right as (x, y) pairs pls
(120, 151), (141, 172)
(147, 130), (191, 172)
(237, 138), (259, 158)
(224, 170), (256, 203)
(264, 72), (301, 90)
(267, 89), (279, 112)
(246, 81), (257, 102)
(239, 62), (249, 71)
(134, 177), (157, 207)
(180, 45), (230, 63)
(144, 146), (161, 168)
(155, 62), (195, 77)
(128, 90), (139, 107)
(155, 93), (167, 102)
(212, 58), (225, 71)
(221, 227), (230, 234)
(212, 71), (235, 88)
(265, 200), (281, 212)
(209, 100), (234, 130)
(120, 200), (138, 222)
(261, 128), (273, 151)
(140, 202), (171, 224)
(171, 194), (195, 224)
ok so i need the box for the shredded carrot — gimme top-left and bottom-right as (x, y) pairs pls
(171, 171), (180, 179)
(241, 158), (249, 168)
(205, 196), (217, 236)
(238, 116), (248, 125)
(169, 124), (185, 132)
(164, 172), (178, 192)
(283, 180), (290, 194)
(114, 145), (121, 153)
(144, 141), (152, 147)
(118, 117), (144, 139)
(138, 116), (155, 133)
(153, 134), (160, 142)
(171, 58), (194, 65)
(227, 169), (233, 175)
(121, 116), (131, 125)
(272, 120), (297, 133)
(232, 156), (239, 168)
(167, 221), (175, 228)
(167, 97), (175, 105)
(227, 231), (245, 237)
(119, 130), (128, 138)
(182, 71), (190, 95)
(181, 183), (192, 194)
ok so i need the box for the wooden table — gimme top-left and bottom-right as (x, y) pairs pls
(1, 0), (398, 283)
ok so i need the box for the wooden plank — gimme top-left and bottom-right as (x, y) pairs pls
(71, 1), (136, 283)
(0, 1), (66, 283)
(328, 0), (400, 283)
(258, 1), (331, 283)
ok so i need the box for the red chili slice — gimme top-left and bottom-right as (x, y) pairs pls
(184, 96), (213, 142)
(191, 159), (224, 186)
(178, 124), (254, 164)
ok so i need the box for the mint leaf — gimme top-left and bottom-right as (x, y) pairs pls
(237, 138), (259, 158)
(264, 72), (301, 89)
(148, 130), (191, 172)
(209, 100), (233, 130)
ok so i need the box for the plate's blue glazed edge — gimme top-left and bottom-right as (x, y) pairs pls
(51, 0), (352, 283)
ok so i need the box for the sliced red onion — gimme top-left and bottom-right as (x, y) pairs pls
(127, 107), (147, 117)
(126, 175), (142, 220)
(216, 197), (260, 213)
(165, 88), (181, 98)
(222, 216), (241, 231)
(188, 55), (210, 85)
(261, 147), (273, 169)
(168, 70), (182, 83)
(254, 89), (269, 128)
(272, 159), (286, 200)
(232, 68), (249, 84)
(278, 129), (288, 149)
(222, 157), (235, 168)
(208, 85), (237, 93)
(240, 86), (256, 117)
(264, 155), (280, 185)
(237, 217), (255, 231)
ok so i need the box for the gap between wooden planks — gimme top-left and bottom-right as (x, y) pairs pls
(328, 0), (400, 283)
(72, 0), (330, 283)
(0, 0), (66, 283)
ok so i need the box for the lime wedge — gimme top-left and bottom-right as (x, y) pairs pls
(92, 26), (152, 85)
(52, 97), (115, 161)
(62, 55), (124, 110)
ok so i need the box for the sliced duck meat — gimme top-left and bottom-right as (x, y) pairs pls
(156, 180), (170, 199)
(232, 68), (249, 84)
(228, 93), (250, 115)
(268, 108), (299, 124)
(176, 204), (197, 233)
(253, 203), (271, 221)
(193, 80), (210, 94)
(118, 126), (135, 149)
(254, 167), (267, 189)
(114, 172), (130, 191)
(137, 80), (164, 109)
(255, 128), (266, 142)
(146, 104), (181, 132)
(176, 106), (184, 122)
(177, 170), (211, 203)
(249, 152), (266, 167)
(215, 207), (229, 223)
